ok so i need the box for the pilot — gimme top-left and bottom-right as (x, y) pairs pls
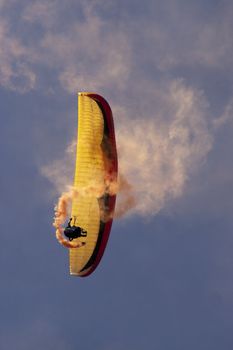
(64, 218), (87, 241)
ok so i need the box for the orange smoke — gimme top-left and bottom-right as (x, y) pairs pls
(53, 188), (85, 248)
(114, 174), (136, 218)
(53, 172), (135, 248)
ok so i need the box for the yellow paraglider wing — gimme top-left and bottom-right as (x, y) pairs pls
(69, 92), (118, 276)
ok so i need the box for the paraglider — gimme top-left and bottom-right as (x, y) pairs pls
(54, 92), (118, 277)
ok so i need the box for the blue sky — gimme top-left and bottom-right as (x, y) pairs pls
(1, 0), (233, 349)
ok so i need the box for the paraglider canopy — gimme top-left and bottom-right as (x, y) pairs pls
(54, 92), (118, 277)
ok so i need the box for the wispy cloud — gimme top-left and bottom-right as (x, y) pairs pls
(22, 0), (59, 28)
(0, 20), (36, 92)
(41, 5), (131, 92)
(41, 139), (76, 195)
(1, 1), (130, 90)
(2, 0), (233, 94)
(213, 97), (233, 129)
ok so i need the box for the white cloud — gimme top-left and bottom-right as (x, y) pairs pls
(2, 0), (233, 94)
(213, 98), (233, 129)
(39, 5), (131, 93)
(0, 20), (36, 92)
(41, 139), (76, 195)
(22, 0), (58, 27)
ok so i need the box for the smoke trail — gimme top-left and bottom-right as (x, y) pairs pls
(53, 188), (85, 248)
(114, 174), (136, 219)
(115, 80), (213, 216)
(43, 80), (215, 225)
(52, 177), (121, 247)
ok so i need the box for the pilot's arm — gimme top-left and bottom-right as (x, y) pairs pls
(67, 218), (72, 228)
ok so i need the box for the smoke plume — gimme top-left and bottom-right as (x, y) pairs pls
(43, 80), (215, 232)
(115, 80), (213, 216)
(53, 189), (85, 248)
